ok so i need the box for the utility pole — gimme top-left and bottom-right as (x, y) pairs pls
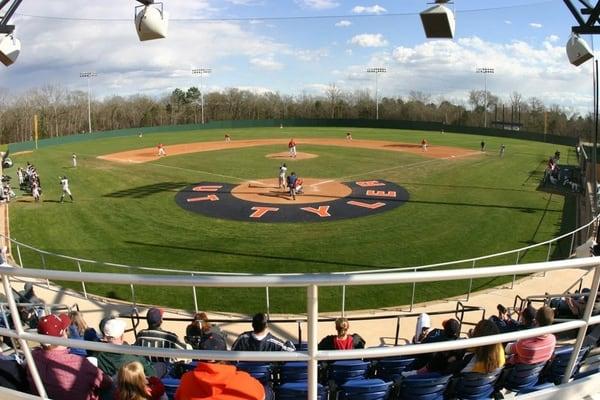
(79, 72), (97, 133)
(367, 67), (387, 120)
(192, 68), (212, 124)
(476, 67), (494, 128)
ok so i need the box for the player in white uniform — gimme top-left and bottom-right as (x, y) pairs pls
(72, 153), (77, 167)
(278, 163), (288, 189)
(59, 176), (73, 203)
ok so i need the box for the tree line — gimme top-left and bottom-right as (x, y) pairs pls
(0, 84), (593, 145)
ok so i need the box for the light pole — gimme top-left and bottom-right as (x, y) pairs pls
(79, 71), (97, 133)
(192, 68), (212, 124)
(367, 67), (386, 120)
(476, 67), (494, 128)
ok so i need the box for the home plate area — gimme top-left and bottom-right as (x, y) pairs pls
(175, 179), (409, 223)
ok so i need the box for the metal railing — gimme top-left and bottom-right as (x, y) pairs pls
(2, 212), (598, 313)
(1, 257), (600, 399)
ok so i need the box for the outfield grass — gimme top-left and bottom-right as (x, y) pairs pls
(8, 127), (577, 313)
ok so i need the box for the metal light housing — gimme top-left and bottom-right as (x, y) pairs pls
(134, 3), (168, 41)
(420, 3), (455, 39)
(0, 33), (20, 66)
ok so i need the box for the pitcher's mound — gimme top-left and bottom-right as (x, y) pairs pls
(265, 152), (318, 160)
(231, 178), (351, 204)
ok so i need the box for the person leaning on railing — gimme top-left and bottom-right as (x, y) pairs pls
(231, 313), (295, 352)
(505, 306), (556, 366)
(318, 317), (365, 350)
(184, 312), (227, 350)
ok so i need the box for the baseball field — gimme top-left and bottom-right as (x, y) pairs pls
(7, 127), (576, 313)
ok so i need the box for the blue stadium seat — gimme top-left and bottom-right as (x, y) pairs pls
(161, 377), (180, 400)
(236, 361), (273, 384)
(501, 362), (546, 393)
(328, 359), (370, 386)
(398, 372), (452, 400)
(279, 361), (309, 383)
(543, 345), (590, 384)
(278, 381), (328, 400)
(372, 357), (416, 381)
(339, 378), (392, 400)
(450, 370), (501, 400)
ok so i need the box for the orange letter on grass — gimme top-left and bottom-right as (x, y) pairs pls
(366, 190), (396, 198)
(356, 181), (386, 187)
(301, 206), (331, 218)
(187, 195), (219, 203)
(250, 207), (279, 218)
(347, 201), (386, 210)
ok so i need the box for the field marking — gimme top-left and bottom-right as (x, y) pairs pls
(152, 163), (251, 182)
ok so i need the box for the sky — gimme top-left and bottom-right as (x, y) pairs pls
(0, 0), (597, 114)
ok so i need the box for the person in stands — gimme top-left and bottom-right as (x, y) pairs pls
(232, 313), (295, 352)
(505, 306), (556, 365)
(134, 308), (186, 350)
(28, 313), (112, 400)
(115, 361), (165, 400)
(318, 317), (365, 350)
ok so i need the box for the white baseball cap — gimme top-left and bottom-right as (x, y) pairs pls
(103, 318), (126, 338)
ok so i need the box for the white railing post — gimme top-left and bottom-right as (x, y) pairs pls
(562, 263), (600, 383)
(1, 274), (48, 398)
(265, 287), (270, 318)
(16, 243), (23, 267)
(40, 253), (50, 288)
(341, 285), (346, 317)
(307, 284), (318, 400)
(191, 273), (198, 313)
(130, 284), (137, 308)
(466, 260), (475, 301)
(410, 268), (417, 311)
(570, 232), (576, 256)
(511, 251), (520, 289)
(76, 261), (87, 299)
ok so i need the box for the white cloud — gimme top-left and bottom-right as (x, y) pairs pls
(546, 34), (560, 42)
(295, 0), (340, 9)
(292, 48), (329, 62)
(349, 33), (388, 48)
(530, 22), (543, 28)
(352, 5), (387, 14)
(250, 55), (284, 70)
(335, 20), (352, 28)
(504, 20), (512, 25)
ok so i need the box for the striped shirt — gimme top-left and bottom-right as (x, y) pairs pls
(506, 334), (556, 365)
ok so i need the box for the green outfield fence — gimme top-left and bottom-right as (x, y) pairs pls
(8, 118), (578, 153)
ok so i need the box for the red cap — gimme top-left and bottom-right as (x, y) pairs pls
(37, 313), (70, 337)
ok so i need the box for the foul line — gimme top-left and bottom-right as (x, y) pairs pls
(152, 163), (252, 182)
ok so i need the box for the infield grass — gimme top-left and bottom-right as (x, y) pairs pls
(9, 127), (577, 313)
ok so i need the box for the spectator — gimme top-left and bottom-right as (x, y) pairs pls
(134, 307), (186, 350)
(115, 361), (166, 400)
(490, 304), (519, 333)
(232, 313), (295, 352)
(175, 337), (264, 400)
(458, 319), (505, 374)
(68, 310), (90, 357)
(96, 318), (156, 378)
(28, 313), (112, 400)
(506, 306), (556, 365)
(410, 318), (462, 372)
(318, 317), (365, 350)
(184, 312), (227, 350)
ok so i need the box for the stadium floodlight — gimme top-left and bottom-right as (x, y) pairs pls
(367, 67), (387, 120)
(420, 0), (455, 39)
(192, 68), (212, 124)
(134, 0), (168, 41)
(0, 0), (23, 66)
(80, 72), (97, 133)
(566, 33), (593, 66)
(476, 67), (494, 128)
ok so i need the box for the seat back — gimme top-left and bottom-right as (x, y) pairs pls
(236, 362), (273, 384)
(278, 381), (327, 400)
(161, 377), (180, 400)
(280, 361), (309, 383)
(340, 378), (392, 400)
(399, 373), (452, 400)
(544, 345), (590, 384)
(503, 362), (546, 392)
(452, 370), (501, 400)
(329, 360), (370, 386)
(373, 357), (416, 381)
(136, 336), (185, 362)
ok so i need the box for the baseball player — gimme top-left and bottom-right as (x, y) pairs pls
(295, 177), (304, 195)
(59, 176), (73, 203)
(499, 144), (506, 158)
(32, 181), (41, 202)
(224, 134), (231, 142)
(278, 163), (288, 189)
(72, 153), (77, 167)
(421, 139), (428, 152)
(157, 143), (166, 157)
(287, 172), (298, 200)
(346, 132), (353, 141)
(288, 138), (297, 158)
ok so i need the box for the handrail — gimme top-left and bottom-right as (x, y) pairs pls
(1, 257), (599, 400)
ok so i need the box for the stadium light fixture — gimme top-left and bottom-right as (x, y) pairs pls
(0, 0), (22, 66)
(80, 72), (97, 133)
(135, 0), (168, 41)
(476, 67), (494, 128)
(192, 68), (212, 124)
(367, 67), (387, 120)
(420, 0), (455, 39)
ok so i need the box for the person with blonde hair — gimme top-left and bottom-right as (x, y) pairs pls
(318, 317), (365, 350)
(116, 361), (166, 400)
(460, 319), (505, 373)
